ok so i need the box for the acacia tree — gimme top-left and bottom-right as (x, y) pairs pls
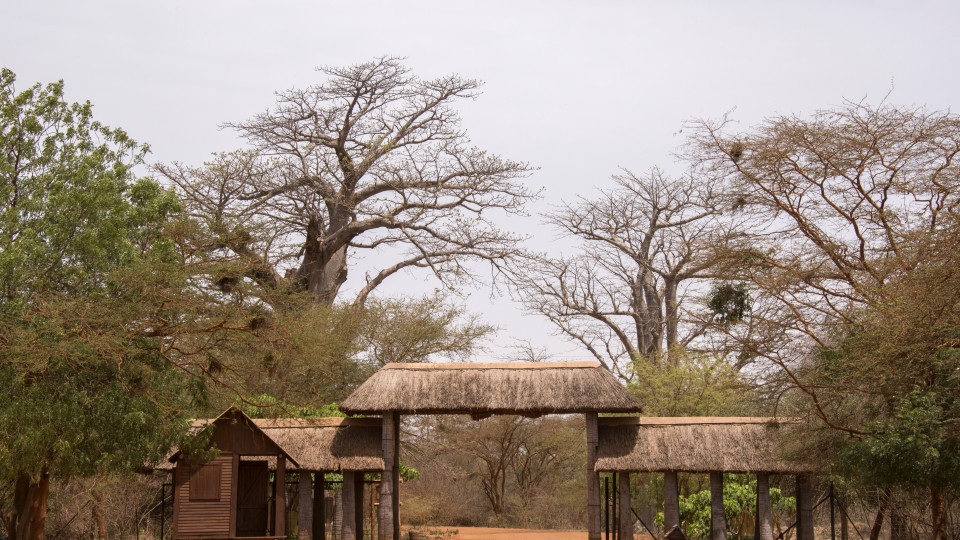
(510, 168), (746, 377)
(158, 57), (534, 307)
(0, 69), (201, 540)
(688, 102), (960, 538)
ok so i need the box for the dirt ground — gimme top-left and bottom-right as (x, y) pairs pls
(405, 526), (646, 539)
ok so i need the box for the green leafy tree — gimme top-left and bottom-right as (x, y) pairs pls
(689, 102), (960, 540)
(0, 69), (231, 540)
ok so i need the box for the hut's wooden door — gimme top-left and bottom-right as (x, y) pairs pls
(236, 460), (269, 536)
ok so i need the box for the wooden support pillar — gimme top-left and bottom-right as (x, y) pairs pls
(663, 471), (680, 531)
(710, 472), (727, 540)
(586, 412), (601, 540)
(379, 412), (396, 540)
(298, 472), (312, 539)
(313, 474), (325, 540)
(796, 475), (814, 540)
(755, 473), (773, 540)
(342, 471), (357, 540)
(355, 473), (365, 539)
(393, 414), (400, 540)
(619, 472), (632, 540)
(275, 456), (287, 537)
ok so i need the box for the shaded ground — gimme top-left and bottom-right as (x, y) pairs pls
(406, 527), (648, 539)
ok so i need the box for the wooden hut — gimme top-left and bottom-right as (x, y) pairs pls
(161, 409), (383, 540)
(595, 417), (814, 540)
(339, 361), (643, 540)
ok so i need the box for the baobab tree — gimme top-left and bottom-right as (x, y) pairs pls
(510, 168), (747, 377)
(159, 57), (535, 306)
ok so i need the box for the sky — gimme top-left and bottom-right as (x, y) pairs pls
(4, 0), (959, 361)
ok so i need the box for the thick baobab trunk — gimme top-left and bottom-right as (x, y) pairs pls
(9, 472), (50, 540)
(297, 214), (349, 304)
(664, 277), (679, 362)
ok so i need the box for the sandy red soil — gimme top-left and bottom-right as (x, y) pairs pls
(405, 526), (646, 539)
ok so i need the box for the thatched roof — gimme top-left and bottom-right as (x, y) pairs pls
(158, 412), (383, 472)
(594, 417), (813, 474)
(339, 361), (643, 416)
(257, 417), (384, 472)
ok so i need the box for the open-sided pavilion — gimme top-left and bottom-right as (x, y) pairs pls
(339, 360), (644, 540)
(595, 417), (816, 540)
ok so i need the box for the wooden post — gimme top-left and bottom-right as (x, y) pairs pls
(755, 473), (773, 540)
(379, 412), (395, 540)
(830, 484), (836, 540)
(275, 456), (287, 537)
(355, 473), (365, 539)
(710, 472), (726, 540)
(313, 474), (325, 540)
(586, 412), (601, 540)
(605, 475), (610, 540)
(796, 475), (813, 540)
(663, 471), (681, 531)
(342, 471), (357, 540)
(393, 414), (400, 540)
(619, 472), (632, 540)
(298, 472), (312, 539)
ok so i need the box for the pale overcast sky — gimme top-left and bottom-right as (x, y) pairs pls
(4, 0), (959, 360)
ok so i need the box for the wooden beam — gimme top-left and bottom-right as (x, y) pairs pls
(342, 471), (357, 540)
(710, 472), (727, 540)
(796, 475), (814, 540)
(379, 412), (395, 540)
(618, 472), (632, 539)
(313, 474), (325, 540)
(275, 456), (286, 537)
(586, 412), (601, 540)
(298, 472), (312, 539)
(663, 471), (680, 531)
(755, 473), (773, 540)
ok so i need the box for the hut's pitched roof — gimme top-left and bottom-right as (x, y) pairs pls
(159, 412), (383, 472)
(594, 417), (813, 474)
(167, 407), (300, 468)
(339, 361), (643, 416)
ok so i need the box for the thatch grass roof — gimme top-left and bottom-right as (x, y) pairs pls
(257, 417), (384, 472)
(595, 417), (813, 473)
(339, 361), (643, 416)
(158, 413), (383, 472)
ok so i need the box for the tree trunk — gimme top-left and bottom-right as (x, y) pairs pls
(92, 489), (107, 539)
(10, 472), (50, 540)
(664, 277), (679, 363)
(890, 503), (909, 540)
(869, 488), (891, 540)
(931, 487), (945, 540)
